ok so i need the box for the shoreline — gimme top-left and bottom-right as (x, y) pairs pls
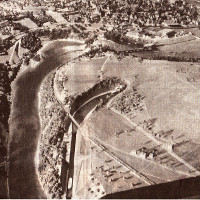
(8, 39), (85, 198)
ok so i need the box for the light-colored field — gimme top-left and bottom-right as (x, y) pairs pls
(67, 56), (200, 170)
(16, 18), (38, 29)
(62, 57), (107, 96)
(83, 108), (156, 152)
(137, 61), (200, 144)
(63, 55), (200, 196)
(156, 34), (196, 45)
(102, 56), (140, 85)
(158, 38), (200, 57)
(102, 58), (200, 144)
(81, 108), (192, 179)
(74, 132), (148, 198)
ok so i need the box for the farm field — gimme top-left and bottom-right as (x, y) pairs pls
(82, 108), (155, 153)
(70, 57), (200, 188)
(73, 131), (148, 199)
(136, 62), (200, 145)
(155, 34), (196, 46)
(65, 56), (200, 153)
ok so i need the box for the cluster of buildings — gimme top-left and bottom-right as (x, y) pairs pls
(128, 0), (199, 27)
(61, 0), (199, 29)
(135, 147), (158, 159)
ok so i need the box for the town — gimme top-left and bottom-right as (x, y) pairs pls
(1, 0), (200, 199)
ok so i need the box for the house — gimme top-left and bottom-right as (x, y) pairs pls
(158, 29), (176, 38)
(136, 147), (148, 159)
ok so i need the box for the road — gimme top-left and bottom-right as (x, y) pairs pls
(8, 40), (86, 198)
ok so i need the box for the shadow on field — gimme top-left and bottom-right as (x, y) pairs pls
(102, 175), (200, 199)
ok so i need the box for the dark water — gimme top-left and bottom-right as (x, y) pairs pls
(8, 40), (84, 199)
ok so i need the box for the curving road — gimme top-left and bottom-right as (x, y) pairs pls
(8, 40), (86, 199)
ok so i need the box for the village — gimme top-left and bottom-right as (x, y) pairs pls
(1, 0), (200, 199)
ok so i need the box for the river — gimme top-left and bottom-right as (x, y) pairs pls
(8, 40), (85, 198)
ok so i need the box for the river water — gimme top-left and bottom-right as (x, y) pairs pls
(8, 40), (85, 198)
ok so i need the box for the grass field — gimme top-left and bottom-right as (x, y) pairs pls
(102, 57), (200, 144)
(158, 38), (200, 58)
(62, 57), (107, 96)
(83, 108), (156, 153)
(136, 61), (200, 144)
(68, 56), (200, 148)
(80, 108), (192, 182)
(74, 130), (148, 198)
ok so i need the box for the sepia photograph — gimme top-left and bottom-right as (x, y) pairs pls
(1, 0), (200, 199)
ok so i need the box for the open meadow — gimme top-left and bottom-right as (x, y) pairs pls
(101, 57), (200, 144)
(61, 57), (107, 96)
(158, 38), (200, 59)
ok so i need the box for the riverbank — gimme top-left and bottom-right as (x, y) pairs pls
(8, 40), (85, 198)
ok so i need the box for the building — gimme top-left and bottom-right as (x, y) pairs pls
(158, 29), (176, 38)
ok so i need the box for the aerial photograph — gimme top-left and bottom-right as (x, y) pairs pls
(1, 0), (200, 199)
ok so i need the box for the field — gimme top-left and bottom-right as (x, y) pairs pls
(81, 107), (192, 182)
(82, 108), (154, 153)
(16, 18), (38, 29)
(158, 38), (200, 58)
(136, 61), (200, 145)
(61, 57), (107, 96)
(70, 56), (200, 186)
(73, 130), (148, 198)
(56, 49), (200, 197)
(102, 56), (140, 85)
(68, 56), (200, 163)
(101, 57), (200, 143)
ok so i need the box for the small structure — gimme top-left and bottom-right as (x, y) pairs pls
(147, 149), (158, 159)
(136, 147), (148, 159)
(162, 142), (174, 152)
